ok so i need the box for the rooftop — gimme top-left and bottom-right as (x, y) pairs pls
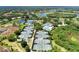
(36, 13), (47, 17)
(18, 19), (25, 23)
(34, 39), (50, 44)
(33, 44), (52, 51)
(33, 30), (51, 52)
(19, 25), (34, 41)
(42, 23), (54, 31)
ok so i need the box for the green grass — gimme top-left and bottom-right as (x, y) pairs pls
(51, 25), (79, 52)
(52, 40), (67, 52)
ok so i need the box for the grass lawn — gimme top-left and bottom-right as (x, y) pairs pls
(52, 40), (68, 52)
(71, 37), (77, 42)
(2, 39), (25, 52)
(51, 25), (79, 51)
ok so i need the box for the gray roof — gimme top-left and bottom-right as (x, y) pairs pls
(42, 23), (54, 31)
(21, 31), (33, 34)
(33, 44), (52, 51)
(36, 31), (48, 35)
(26, 20), (34, 26)
(25, 26), (33, 29)
(36, 31), (49, 38)
(24, 28), (33, 31)
(35, 35), (49, 38)
(19, 25), (34, 41)
(27, 20), (34, 23)
(33, 30), (51, 51)
(34, 39), (50, 44)
(19, 34), (31, 39)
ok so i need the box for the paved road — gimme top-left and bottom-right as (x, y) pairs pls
(27, 30), (36, 51)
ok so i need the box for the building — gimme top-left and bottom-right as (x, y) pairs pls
(18, 25), (34, 42)
(18, 19), (25, 24)
(32, 30), (52, 52)
(36, 13), (47, 17)
(76, 13), (79, 18)
(42, 23), (54, 31)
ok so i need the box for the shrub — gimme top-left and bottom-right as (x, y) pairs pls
(21, 40), (27, 48)
(8, 33), (17, 42)
(25, 46), (30, 52)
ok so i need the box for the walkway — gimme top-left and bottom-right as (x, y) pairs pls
(27, 30), (36, 50)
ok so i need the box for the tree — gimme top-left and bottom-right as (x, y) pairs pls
(0, 35), (5, 42)
(19, 23), (26, 31)
(25, 45), (30, 52)
(8, 33), (17, 42)
(15, 30), (21, 36)
(21, 40), (27, 48)
(34, 23), (42, 30)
